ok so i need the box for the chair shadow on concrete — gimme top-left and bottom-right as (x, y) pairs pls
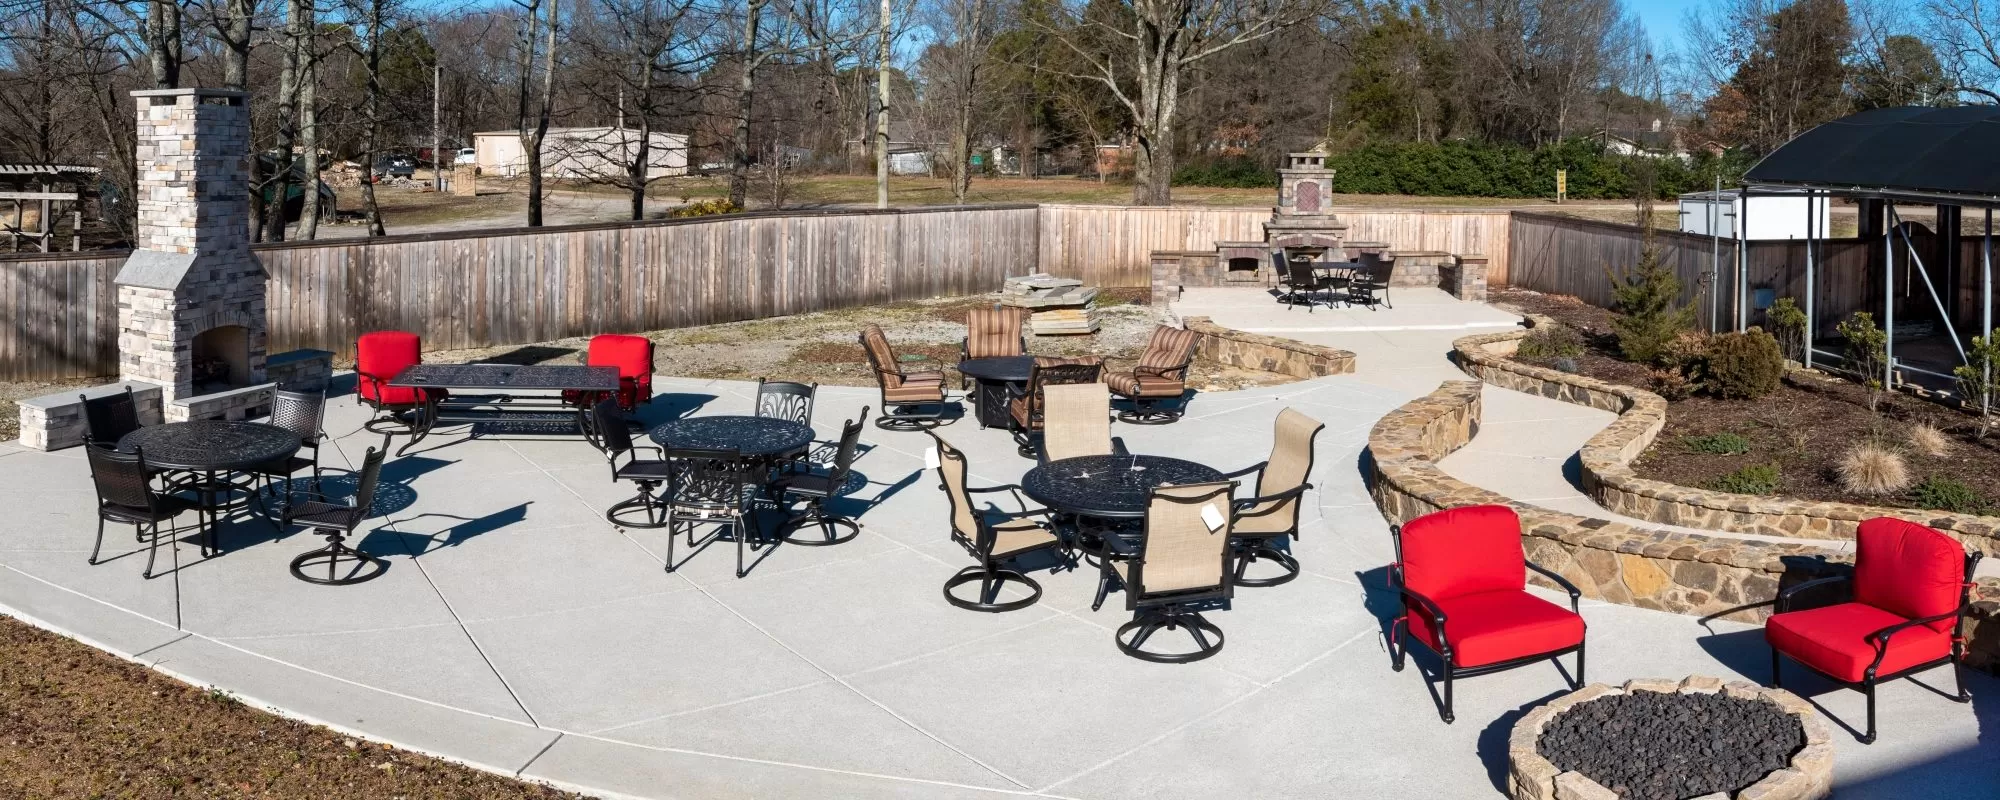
(379, 502), (533, 555)
(1355, 564), (1580, 793)
(643, 393), (716, 425)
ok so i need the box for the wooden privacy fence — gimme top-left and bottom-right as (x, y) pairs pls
(0, 205), (1041, 380)
(1036, 204), (1513, 287)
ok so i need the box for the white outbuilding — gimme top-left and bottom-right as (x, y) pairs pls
(472, 127), (688, 179)
(1677, 188), (1832, 240)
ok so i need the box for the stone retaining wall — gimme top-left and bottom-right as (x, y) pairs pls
(1366, 379), (2000, 668)
(1183, 316), (1356, 379)
(1451, 322), (2000, 556)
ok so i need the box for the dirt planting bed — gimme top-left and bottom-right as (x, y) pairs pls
(0, 614), (581, 800)
(1491, 287), (2000, 511)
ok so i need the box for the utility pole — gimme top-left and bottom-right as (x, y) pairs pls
(875, 0), (890, 209)
(433, 63), (443, 191)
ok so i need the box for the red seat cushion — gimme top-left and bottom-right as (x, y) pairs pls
(1407, 590), (1585, 668)
(1854, 518), (1966, 634)
(1400, 504), (1527, 600)
(1767, 602), (1952, 683)
(563, 334), (654, 410)
(357, 331), (443, 407)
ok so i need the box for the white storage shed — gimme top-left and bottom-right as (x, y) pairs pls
(1677, 189), (1832, 240)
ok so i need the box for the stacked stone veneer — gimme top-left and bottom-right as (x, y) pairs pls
(1150, 247), (1489, 306)
(1183, 316), (1355, 379)
(116, 88), (267, 408)
(1455, 319), (2000, 557)
(1509, 677), (1833, 800)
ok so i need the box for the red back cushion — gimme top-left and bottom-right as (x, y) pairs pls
(1399, 504), (1526, 601)
(1854, 517), (1966, 632)
(357, 331), (422, 404)
(587, 334), (654, 406)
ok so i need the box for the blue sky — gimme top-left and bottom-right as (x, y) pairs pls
(1629, 0), (1703, 52)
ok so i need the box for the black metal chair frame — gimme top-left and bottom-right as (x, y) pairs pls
(1007, 360), (1103, 457)
(253, 387), (328, 516)
(771, 408), (867, 547)
(930, 432), (1065, 612)
(662, 445), (764, 578)
(862, 330), (951, 431)
(84, 443), (192, 579)
(1349, 260), (1393, 309)
(80, 387), (143, 445)
(1768, 551), (1984, 744)
(281, 440), (390, 586)
(1387, 523), (1586, 723)
(591, 398), (674, 530)
(754, 378), (818, 426)
(1284, 258), (1337, 311)
(1100, 483), (1240, 664)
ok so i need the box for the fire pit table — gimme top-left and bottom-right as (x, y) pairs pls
(1508, 676), (1833, 800)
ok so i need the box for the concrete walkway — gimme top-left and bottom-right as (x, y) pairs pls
(0, 288), (1992, 798)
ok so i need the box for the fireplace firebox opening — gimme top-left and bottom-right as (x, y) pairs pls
(191, 325), (252, 392)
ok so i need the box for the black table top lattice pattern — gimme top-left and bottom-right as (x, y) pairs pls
(389, 363), (620, 392)
(1022, 454), (1225, 519)
(649, 415), (816, 458)
(118, 421), (304, 472)
(957, 356), (1037, 382)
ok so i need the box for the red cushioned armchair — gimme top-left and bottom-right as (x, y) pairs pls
(1766, 517), (1983, 743)
(1390, 505), (1586, 723)
(355, 331), (446, 437)
(563, 334), (655, 412)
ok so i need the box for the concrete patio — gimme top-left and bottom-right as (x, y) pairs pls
(0, 289), (1994, 798)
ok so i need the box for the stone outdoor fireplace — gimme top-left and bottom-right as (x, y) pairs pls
(113, 88), (274, 421)
(15, 87), (332, 449)
(1148, 147), (1490, 306)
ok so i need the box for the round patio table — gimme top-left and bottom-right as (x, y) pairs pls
(957, 355), (1036, 429)
(118, 421), (301, 557)
(1021, 454), (1226, 520)
(648, 415), (815, 459)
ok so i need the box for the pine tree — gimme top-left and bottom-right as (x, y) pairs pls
(1608, 247), (1697, 365)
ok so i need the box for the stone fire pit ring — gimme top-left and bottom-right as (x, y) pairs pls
(1508, 676), (1833, 800)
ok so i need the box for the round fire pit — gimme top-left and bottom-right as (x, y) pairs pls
(1508, 677), (1833, 800)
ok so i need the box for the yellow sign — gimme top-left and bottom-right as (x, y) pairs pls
(1556, 170), (1567, 203)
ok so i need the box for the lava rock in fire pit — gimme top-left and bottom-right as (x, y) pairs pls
(1537, 690), (1804, 800)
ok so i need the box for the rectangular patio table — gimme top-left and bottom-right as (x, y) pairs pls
(387, 363), (620, 454)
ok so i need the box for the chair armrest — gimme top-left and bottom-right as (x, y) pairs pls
(1526, 560), (1583, 610)
(967, 482), (1034, 513)
(1776, 574), (1853, 614)
(1232, 483), (1310, 512)
(1864, 609), (1964, 677)
(1111, 437), (1128, 456)
(1220, 462), (1267, 480)
(1397, 585), (1450, 649)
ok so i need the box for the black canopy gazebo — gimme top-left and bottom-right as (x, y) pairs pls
(1741, 105), (2000, 394)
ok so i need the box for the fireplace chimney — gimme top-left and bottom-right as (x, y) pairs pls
(114, 88), (269, 417)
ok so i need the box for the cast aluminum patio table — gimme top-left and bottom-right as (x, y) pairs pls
(956, 355), (1036, 429)
(1021, 454), (1226, 520)
(388, 363), (620, 454)
(648, 415), (815, 460)
(118, 421), (301, 557)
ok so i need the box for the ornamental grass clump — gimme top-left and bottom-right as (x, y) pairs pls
(1908, 421), (1952, 458)
(1836, 442), (1911, 496)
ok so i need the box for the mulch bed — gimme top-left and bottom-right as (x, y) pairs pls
(1492, 287), (2000, 511)
(0, 614), (581, 799)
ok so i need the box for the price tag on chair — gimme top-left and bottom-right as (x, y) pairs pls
(1200, 503), (1226, 532)
(924, 447), (940, 470)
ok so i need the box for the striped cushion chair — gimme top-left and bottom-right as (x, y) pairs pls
(960, 307), (1029, 388)
(1007, 355), (1103, 457)
(1107, 325), (1199, 424)
(861, 324), (950, 430)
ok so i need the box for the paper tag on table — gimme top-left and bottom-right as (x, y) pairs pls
(1200, 503), (1226, 532)
(923, 446), (941, 470)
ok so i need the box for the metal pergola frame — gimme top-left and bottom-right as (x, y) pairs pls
(1733, 181), (2000, 404)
